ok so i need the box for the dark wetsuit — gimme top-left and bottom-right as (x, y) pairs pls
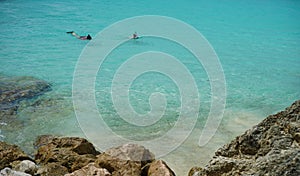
(80, 34), (92, 40)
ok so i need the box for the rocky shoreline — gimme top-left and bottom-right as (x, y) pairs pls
(0, 135), (175, 176)
(1, 100), (299, 176)
(1, 75), (299, 175)
(0, 76), (176, 176)
(189, 100), (300, 176)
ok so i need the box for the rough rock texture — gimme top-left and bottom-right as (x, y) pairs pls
(105, 143), (155, 164)
(142, 160), (176, 176)
(1, 138), (175, 176)
(65, 163), (111, 176)
(188, 167), (202, 176)
(35, 135), (100, 173)
(12, 160), (37, 175)
(0, 141), (32, 169)
(0, 167), (31, 176)
(36, 163), (69, 176)
(190, 100), (300, 176)
(95, 144), (155, 176)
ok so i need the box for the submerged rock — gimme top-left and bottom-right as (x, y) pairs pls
(190, 100), (300, 176)
(0, 76), (51, 104)
(0, 75), (51, 118)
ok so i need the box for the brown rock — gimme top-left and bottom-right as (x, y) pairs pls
(188, 167), (202, 176)
(34, 135), (56, 148)
(65, 163), (111, 176)
(70, 154), (96, 172)
(105, 143), (155, 164)
(95, 144), (155, 176)
(143, 160), (175, 176)
(35, 136), (100, 172)
(0, 141), (31, 169)
(95, 153), (141, 176)
(36, 163), (68, 176)
(35, 135), (99, 155)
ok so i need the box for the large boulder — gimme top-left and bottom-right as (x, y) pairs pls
(190, 100), (300, 176)
(104, 143), (155, 164)
(35, 136), (100, 173)
(95, 144), (155, 176)
(0, 141), (32, 170)
(34, 135), (99, 156)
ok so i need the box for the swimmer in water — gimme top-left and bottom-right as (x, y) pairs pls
(131, 32), (139, 39)
(66, 31), (92, 40)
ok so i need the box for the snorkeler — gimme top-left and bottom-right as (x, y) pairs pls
(66, 31), (92, 40)
(131, 32), (139, 39)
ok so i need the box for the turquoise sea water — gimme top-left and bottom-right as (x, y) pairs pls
(1, 0), (300, 175)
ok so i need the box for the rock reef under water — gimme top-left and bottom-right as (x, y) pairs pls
(0, 75), (51, 118)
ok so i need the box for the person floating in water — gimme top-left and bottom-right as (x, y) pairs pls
(131, 32), (139, 39)
(66, 31), (92, 40)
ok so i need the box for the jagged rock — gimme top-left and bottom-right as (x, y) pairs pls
(190, 100), (300, 176)
(12, 160), (37, 175)
(2, 137), (175, 176)
(0, 141), (31, 170)
(142, 160), (175, 176)
(65, 163), (111, 176)
(188, 167), (202, 176)
(95, 144), (155, 176)
(36, 163), (69, 176)
(0, 167), (31, 176)
(105, 143), (155, 164)
(95, 153), (141, 176)
(35, 136), (100, 172)
(34, 135), (56, 148)
(35, 135), (99, 156)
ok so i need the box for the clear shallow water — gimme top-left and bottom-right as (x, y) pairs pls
(1, 0), (300, 175)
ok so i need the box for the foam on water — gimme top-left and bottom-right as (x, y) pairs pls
(1, 0), (300, 175)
